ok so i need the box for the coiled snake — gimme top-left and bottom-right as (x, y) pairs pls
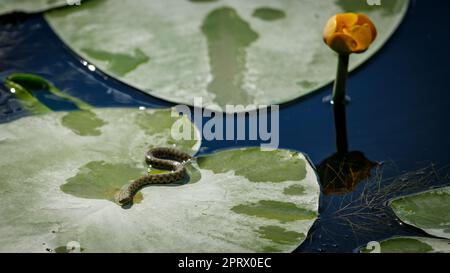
(114, 147), (192, 206)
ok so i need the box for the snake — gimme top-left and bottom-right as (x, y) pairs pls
(114, 147), (192, 206)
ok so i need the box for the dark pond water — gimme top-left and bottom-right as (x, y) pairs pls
(0, 1), (449, 252)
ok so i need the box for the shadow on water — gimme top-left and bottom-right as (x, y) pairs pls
(317, 151), (379, 196)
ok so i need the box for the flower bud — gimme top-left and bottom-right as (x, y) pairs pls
(323, 13), (377, 54)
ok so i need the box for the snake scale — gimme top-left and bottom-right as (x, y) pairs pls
(114, 147), (192, 206)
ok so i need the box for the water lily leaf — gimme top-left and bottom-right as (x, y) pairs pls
(0, 0), (69, 15)
(360, 237), (450, 253)
(45, 0), (409, 110)
(197, 148), (306, 182)
(0, 115), (319, 252)
(390, 187), (450, 239)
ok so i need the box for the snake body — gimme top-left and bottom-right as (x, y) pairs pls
(114, 147), (192, 206)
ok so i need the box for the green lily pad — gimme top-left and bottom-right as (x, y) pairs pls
(45, 0), (409, 111)
(390, 187), (450, 239)
(0, 112), (319, 252)
(360, 237), (450, 253)
(0, 0), (69, 15)
(231, 200), (316, 223)
(197, 148), (306, 182)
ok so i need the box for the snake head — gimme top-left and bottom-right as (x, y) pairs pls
(114, 191), (133, 206)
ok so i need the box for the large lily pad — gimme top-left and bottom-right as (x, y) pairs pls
(0, 110), (319, 252)
(390, 187), (450, 240)
(45, 0), (409, 111)
(0, 0), (69, 15)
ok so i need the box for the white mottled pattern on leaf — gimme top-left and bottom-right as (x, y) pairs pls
(44, 0), (409, 110)
(0, 109), (319, 252)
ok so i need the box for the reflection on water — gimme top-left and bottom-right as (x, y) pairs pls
(318, 151), (379, 195)
(306, 30), (449, 251)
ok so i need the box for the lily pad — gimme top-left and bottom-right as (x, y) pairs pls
(360, 237), (450, 253)
(45, 0), (409, 111)
(197, 148), (306, 182)
(0, 0), (69, 15)
(390, 187), (450, 239)
(0, 112), (319, 252)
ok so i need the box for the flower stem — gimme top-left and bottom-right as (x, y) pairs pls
(332, 54), (349, 105)
(332, 54), (349, 154)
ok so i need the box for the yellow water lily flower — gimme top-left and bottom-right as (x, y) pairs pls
(323, 13), (377, 54)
